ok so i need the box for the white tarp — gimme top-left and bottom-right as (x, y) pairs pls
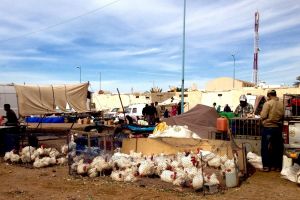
(158, 96), (181, 106)
(15, 83), (89, 116)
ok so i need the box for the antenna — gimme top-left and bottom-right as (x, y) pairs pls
(253, 11), (259, 85)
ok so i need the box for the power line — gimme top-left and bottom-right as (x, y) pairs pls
(0, 0), (121, 44)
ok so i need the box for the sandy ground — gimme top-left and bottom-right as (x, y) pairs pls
(0, 161), (299, 200)
(1, 124), (299, 200)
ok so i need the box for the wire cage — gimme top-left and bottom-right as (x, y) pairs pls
(229, 118), (262, 140)
(67, 130), (114, 175)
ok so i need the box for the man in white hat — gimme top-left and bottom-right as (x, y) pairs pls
(234, 95), (254, 117)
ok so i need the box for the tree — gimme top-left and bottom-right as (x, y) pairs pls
(293, 76), (300, 87)
(150, 87), (162, 93)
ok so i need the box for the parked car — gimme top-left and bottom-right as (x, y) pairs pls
(103, 107), (121, 120)
(117, 103), (146, 120)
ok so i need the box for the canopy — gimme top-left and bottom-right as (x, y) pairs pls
(159, 96), (181, 106)
(163, 104), (218, 139)
(15, 83), (89, 116)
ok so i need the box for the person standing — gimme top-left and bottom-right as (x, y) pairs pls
(142, 104), (149, 120)
(234, 95), (254, 117)
(260, 90), (284, 172)
(147, 103), (157, 125)
(213, 102), (217, 109)
(154, 102), (161, 122)
(223, 104), (232, 112)
(163, 109), (170, 118)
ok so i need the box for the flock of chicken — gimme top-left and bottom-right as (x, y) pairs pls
(3, 134), (237, 191)
(4, 145), (68, 168)
(69, 146), (236, 191)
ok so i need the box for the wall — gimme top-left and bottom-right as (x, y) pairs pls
(92, 93), (151, 111)
(200, 87), (300, 112)
(92, 86), (300, 113)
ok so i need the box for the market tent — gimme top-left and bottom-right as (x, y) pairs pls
(159, 96), (181, 106)
(163, 104), (218, 139)
(15, 83), (89, 116)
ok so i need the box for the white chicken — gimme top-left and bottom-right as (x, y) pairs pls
(30, 150), (40, 161)
(33, 157), (56, 168)
(129, 150), (143, 159)
(123, 167), (139, 182)
(192, 173), (204, 190)
(220, 154), (228, 164)
(10, 152), (21, 163)
(201, 151), (216, 162)
(21, 146), (35, 156)
(77, 160), (90, 175)
(184, 166), (200, 180)
(204, 173), (220, 186)
(21, 153), (32, 163)
(49, 148), (60, 158)
(57, 157), (68, 165)
(153, 156), (171, 175)
(160, 170), (176, 183)
(4, 151), (13, 161)
(138, 159), (155, 176)
(224, 159), (236, 171)
(112, 156), (133, 170)
(111, 170), (125, 182)
(88, 167), (98, 178)
(61, 144), (68, 155)
(208, 155), (221, 168)
(172, 168), (188, 186)
(181, 154), (199, 168)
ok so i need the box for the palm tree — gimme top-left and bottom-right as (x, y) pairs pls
(293, 76), (300, 87)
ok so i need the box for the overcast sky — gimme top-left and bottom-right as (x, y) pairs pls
(0, 0), (300, 93)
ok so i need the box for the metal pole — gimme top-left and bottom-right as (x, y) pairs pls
(180, 0), (186, 114)
(231, 55), (235, 89)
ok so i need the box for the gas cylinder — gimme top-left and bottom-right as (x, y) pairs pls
(216, 117), (228, 132)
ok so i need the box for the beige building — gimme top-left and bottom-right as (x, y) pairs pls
(205, 77), (255, 91)
(92, 77), (300, 112)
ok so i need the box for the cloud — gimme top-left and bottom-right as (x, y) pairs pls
(0, 0), (300, 92)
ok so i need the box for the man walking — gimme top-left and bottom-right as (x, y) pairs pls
(260, 90), (284, 172)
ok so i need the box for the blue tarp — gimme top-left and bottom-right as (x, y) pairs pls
(25, 116), (65, 123)
(122, 124), (155, 133)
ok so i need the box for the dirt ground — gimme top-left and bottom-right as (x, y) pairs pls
(1, 124), (299, 200)
(0, 161), (299, 200)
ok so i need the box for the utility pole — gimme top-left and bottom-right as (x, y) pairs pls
(253, 11), (259, 85)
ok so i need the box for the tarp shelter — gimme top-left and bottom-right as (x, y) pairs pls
(159, 96), (181, 106)
(15, 83), (89, 116)
(163, 104), (219, 139)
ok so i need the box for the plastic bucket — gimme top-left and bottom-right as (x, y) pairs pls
(225, 170), (238, 188)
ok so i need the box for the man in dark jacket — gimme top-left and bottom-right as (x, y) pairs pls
(3, 104), (19, 126)
(260, 90), (284, 172)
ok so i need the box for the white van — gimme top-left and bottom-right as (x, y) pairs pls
(118, 103), (146, 120)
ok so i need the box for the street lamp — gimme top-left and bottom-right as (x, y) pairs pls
(231, 54), (235, 89)
(76, 66), (81, 83)
(180, 0), (186, 114)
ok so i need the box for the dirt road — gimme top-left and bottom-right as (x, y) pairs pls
(0, 161), (299, 200)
